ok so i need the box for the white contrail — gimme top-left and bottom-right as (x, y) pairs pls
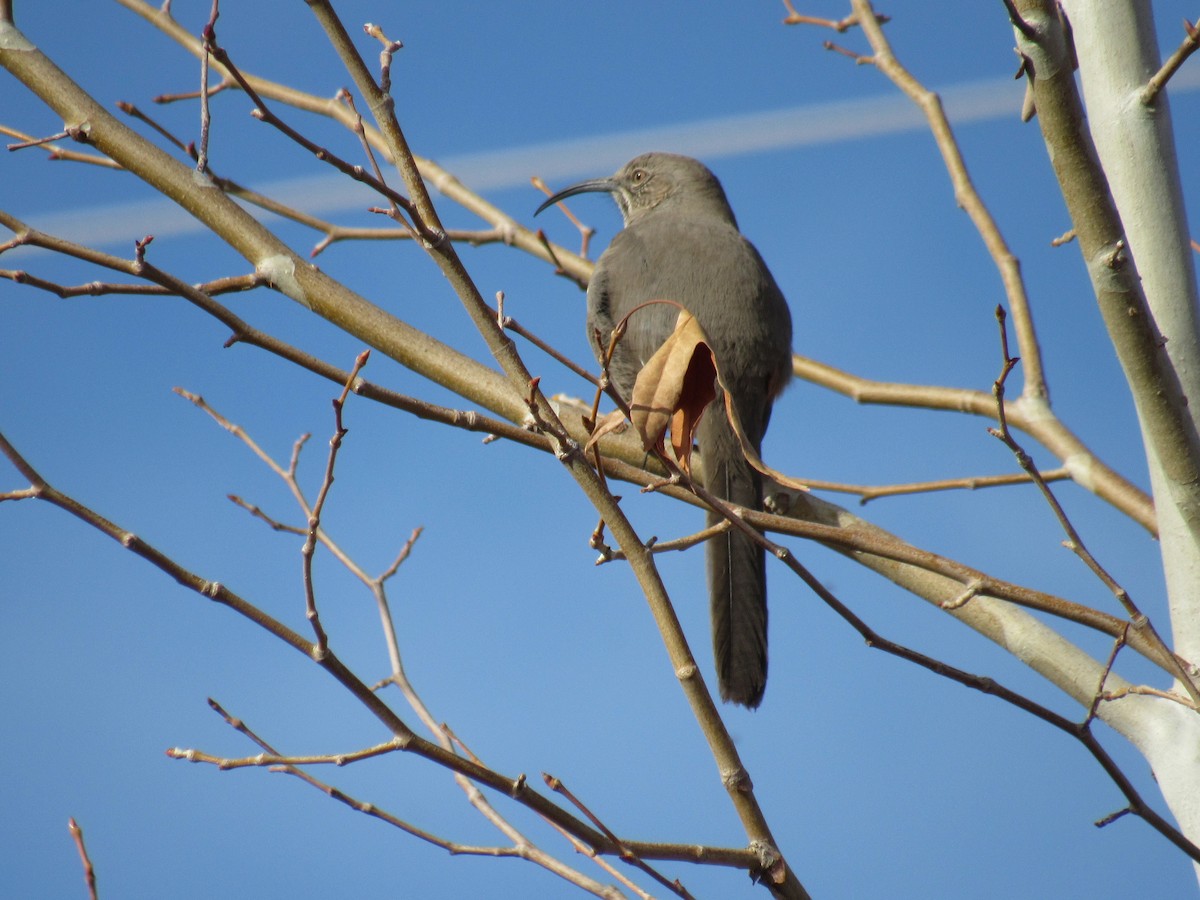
(13, 69), (1200, 250)
(443, 76), (1026, 190)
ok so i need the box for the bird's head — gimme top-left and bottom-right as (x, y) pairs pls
(535, 152), (737, 227)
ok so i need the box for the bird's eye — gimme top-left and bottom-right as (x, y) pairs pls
(631, 168), (647, 184)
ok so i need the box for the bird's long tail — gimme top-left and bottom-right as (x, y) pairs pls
(699, 411), (768, 708)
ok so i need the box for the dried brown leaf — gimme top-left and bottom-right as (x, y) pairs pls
(629, 310), (717, 473)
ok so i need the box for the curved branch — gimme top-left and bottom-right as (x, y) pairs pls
(793, 355), (1156, 532)
(849, 0), (1048, 402)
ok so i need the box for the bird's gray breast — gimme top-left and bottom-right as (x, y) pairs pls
(586, 215), (792, 400)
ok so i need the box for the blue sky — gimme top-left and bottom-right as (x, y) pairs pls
(3, 2), (1200, 898)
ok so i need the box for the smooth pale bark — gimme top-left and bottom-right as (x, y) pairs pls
(1034, 0), (1200, 878)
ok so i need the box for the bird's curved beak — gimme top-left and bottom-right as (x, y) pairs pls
(534, 177), (618, 216)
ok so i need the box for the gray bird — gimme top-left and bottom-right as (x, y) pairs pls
(536, 153), (793, 707)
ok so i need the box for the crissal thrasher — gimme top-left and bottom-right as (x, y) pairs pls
(537, 152), (793, 708)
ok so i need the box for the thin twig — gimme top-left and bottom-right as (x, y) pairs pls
(116, 101), (195, 157)
(490, 297), (599, 387)
(1085, 625), (1129, 726)
(822, 40), (868, 63)
(196, 0), (219, 173)
(196, 700), (526, 859)
(534, 228), (589, 289)
(167, 738), (403, 769)
(362, 22), (404, 98)
(779, 0), (886, 30)
(6, 129), (69, 150)
(67, 818), (98, 900)
(544, 773), (694, 900)
(600, 519), (732, 563)
(1142, 18), (1200, 106)
(301, 351), (370, 654)
(153, 78), (235, 105)
(1, 268), (262, 298)
(531, 176), (595, 259)
(339, 88), (416, 236)
(805, 467), (1073, 504)
(1099, 684), (1200, 708)
(0, 125), (120, 166)
(311, 224), (510, 257)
